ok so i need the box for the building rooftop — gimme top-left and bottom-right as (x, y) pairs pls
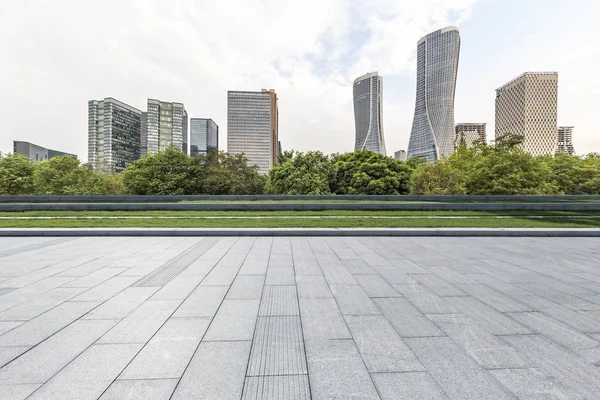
(496, 71), (558, 92)
(0, 236), (598, 398)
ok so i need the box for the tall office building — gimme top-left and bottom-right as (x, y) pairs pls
(495, 72), (558, 156)
(353, 72), (386, 155)
(455, 123), (487, 147)
(407, 26), (461, 162)
(88, 98), (141, 172)
(227, 89), (278, 174)
(394, 150), (407, 161)
(556, 126), (575, 156)
(190, 118), (219, 156)
(14, 141), (76, 162)
(140, 112), (148, 157)
(145, 99), (188, 155)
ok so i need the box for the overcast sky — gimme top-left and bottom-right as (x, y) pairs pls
(1, 0), (598, 161)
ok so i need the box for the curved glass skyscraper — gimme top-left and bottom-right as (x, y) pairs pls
(353, 72), (386, 155)
(407, 27), (460, 162)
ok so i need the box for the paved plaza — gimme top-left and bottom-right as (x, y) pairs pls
(0, 237), (599, 399)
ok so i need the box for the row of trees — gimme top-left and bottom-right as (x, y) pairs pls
(1, 135), (599, 196)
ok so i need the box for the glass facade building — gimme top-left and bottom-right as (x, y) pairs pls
(227, 90), (278, 174)
(407, 26), (461, 162)
(145, 99), (188, 155)
(190, 118), (219, 156)
(353, 72), (386, 155)
(88, 98), (141, 172)
(14, 141), (76, 162)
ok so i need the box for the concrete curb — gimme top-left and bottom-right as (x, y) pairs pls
(1, 228), (600, 237)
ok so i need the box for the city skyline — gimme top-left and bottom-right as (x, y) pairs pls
(1, 1), (598, 160)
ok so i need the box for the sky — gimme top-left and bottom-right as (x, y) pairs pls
(0, 0), (598, 161)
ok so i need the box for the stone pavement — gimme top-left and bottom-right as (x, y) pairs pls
(0, 237), (599, 399)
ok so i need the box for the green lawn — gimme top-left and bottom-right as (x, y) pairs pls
(0, 216), (598, 228)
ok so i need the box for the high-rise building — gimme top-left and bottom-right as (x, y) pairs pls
(140, 112), (148, 157)
(227, 89), (278, 174)
(556, 126), (575, 156)
(88, 97), (141, 172)
(145, 99), (188, 155)
(394, 150), (407, 161)
(353, 72), (386, 155)
(407, 26), (461, 162)
(455, 123), (487, 148)
(495, 72), (558, 156)
(190, 118), (219, 157)
(14, 141), (76, 162)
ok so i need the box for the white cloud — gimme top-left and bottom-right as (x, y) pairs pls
(0, 0), (485, 159)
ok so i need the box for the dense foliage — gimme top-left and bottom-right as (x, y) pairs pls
(1, 137), (599, 196)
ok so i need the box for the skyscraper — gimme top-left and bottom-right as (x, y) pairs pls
(145, 99), (188, 155)
(353, 72), (386, 155)
(140, 112), (148, 157)
(88, 97), (141, 172)
(190, 118), (219, 157)
(455, 123), (487, 148)
(407, 26), (461, 162)
(393, 150), (407, 161)
(556, 126), (575, 156)
(227, 89), (278, 174)
(495, 72), (558, 156)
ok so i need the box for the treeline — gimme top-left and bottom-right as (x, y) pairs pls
(1, 135), (599, 196)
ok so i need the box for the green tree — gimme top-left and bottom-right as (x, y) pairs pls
(266, 151), (334, 195)
(332, 151), (412, 195)
(0, 153), (37, 195)
(410, 161), (467, 195)
(34, 156), (116, 195)
(122, 146), (194, 195)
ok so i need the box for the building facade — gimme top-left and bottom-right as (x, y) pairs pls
(227, 89), (278, 174)
(13, 141), (76, 162)
(495, 72), (558, 156)
(393, 150), (407, 161)
(145, 99), (188, 155)
(407, 26), (461, 162)
(353, 72), (386, 155)
(190, 118), (219, 157)
(88, 98), (141, 172)
(556, 126), (575, 156)
(140, 112), (148, 157)
(455, 123), (487, 148)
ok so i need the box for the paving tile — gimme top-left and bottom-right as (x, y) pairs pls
(227, 275), (265, 299)
(201, 267), (238, 286)
(315, 253), (343, 267)
(330, 285), (380, 315)
(28, 343), (142, 400)
(299, 298), (351, 340)
(0, 301), (100, 347)
(508, 311), (600, 365)
(372, 372), (448, 400)
(427, 313), (528, 369)
(296, 275), (332, 299)
(345, 315), (424, 373)
(406, 336), (516, 400)
(265, 267), (295, 285)
(360, 253), (392, 266)
(394, 283), (457, 314)
(242, 375), (310, 400)
(0, 347), (30, 368)
(98, 300), (181, 344)
(204, 299), (260, 341)
(501, 334), (600, 399)
(410, 273), (467, 296)
(374, 297), (444, 338)
(293, 258), (322, 275)
(443, 296), (531, 335)
(83, 287), (158, 320)
(120, 318), (210, 379)
(172, 285), (228, 318)
(172, 340), (251, 400)
(62, 268), (127, 288)
(68, 276), (140, 302)
(0, 277), (78, 313)
(247, 316), (307, 376)
(100, 379), (178, 400)
(305, 339), (379, 400)
(489, 368), (576, 400)
(354, 274), (400, 297)
(0, 383), (40, 400)
(151, 274), (204, 300)
(455, 283), (534, 312)
(258, 285), (299, 316)
(238, 259), (268, 275)
(517, 283), (600, 311)
(0, 288), (86, 321)
(375, 266), (418, 285)
(0, 319), (118, 384)
(341, 258), (376, 275)
(322, 266), (357, 285)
